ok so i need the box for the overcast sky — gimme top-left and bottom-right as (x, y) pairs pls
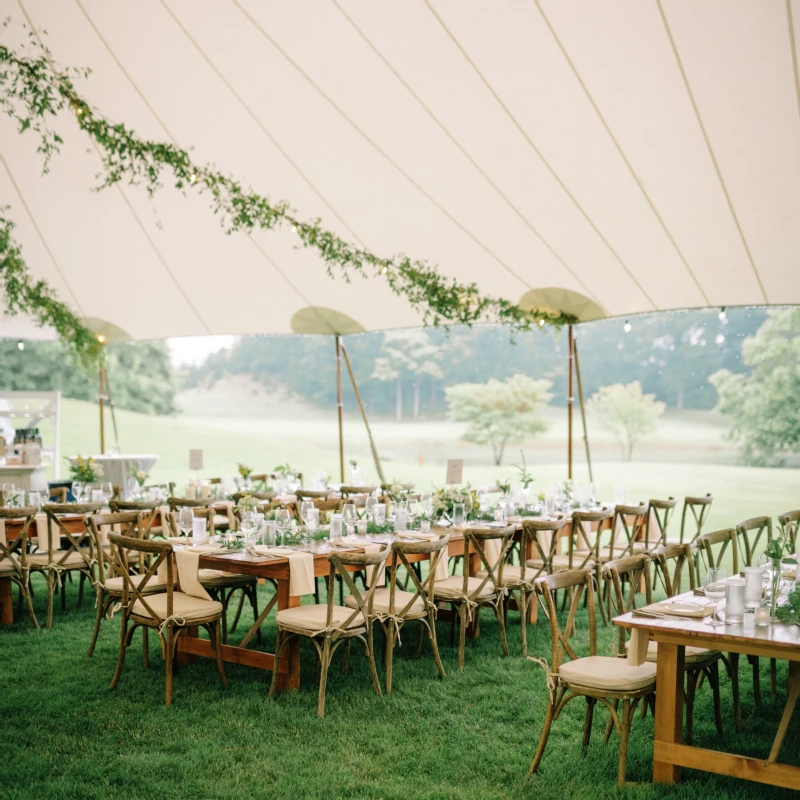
(167, 335), (236, 367)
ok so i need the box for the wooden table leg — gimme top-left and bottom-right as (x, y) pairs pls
(654, 642), (685, 784)
(0, 577), (13, 625)
(277, 578), (301, 691)
(769, 661), (800, 763)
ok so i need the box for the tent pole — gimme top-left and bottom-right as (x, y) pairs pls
(104, 368), (120, 452)
(567, 324), (574, 480)
(341, 342), (385, 484)
(98, 359), (106, 455)
(335, 335), (345, 483)
(573, 337), (593, 482)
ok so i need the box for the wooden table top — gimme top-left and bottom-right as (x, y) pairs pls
(614, 591), (800, 661)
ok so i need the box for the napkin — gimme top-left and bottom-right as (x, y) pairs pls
(0, 519), (5, 547)
(187, 544), (226, 554)
(174, 549), (212, 601)
(251, 546), (315, 596)
(637, 600), (714, 618)
(627, 628), (650, 666)
(34, 514), (58, 555)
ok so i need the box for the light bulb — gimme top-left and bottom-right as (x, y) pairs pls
(538, 319), (545, 328)
(17, 341), (24, 351)
(718, 307), (727, 321)
(716, 333), (725, 345)
(623, 321), (632, 333)
(97, 334), (106, 344)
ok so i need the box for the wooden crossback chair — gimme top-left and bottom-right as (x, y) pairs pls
(270, 546), (389, 717)
(48, 486), (68, 503)
(246, 474), (270, 491)
(87, 511), (162, 659)
(778, 510), (800, 552)
(528, 568), (657, 788)
(111, 500), (163, 539)
(347, 535), (449, 693)
(735, 516), (773, 569)
(648, 544), (725, 743)
(231, 491), (276, 505)
(107, 533), (227, 705)
(295, 498), (343, 523)
(644, 497), (678, 551)
(433, 526), (515, 670)
(28, 503), (102, 628)
(570, 508), (614, 624)
(295, 489), (331, 500)
(0, 506), (39, 627)
(340, 485), (378, 498)
(676, 494), (714, 545)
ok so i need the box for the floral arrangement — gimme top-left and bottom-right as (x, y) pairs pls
(433, 485), (477, 520)
(776, 583), (800, 626)
(496, 479), (512, 496)
(763, 532), (797, 618)
(513, 451), (536, 489)
(128, 465), (149, 487)
(236, 493), (260, 513)
(67, 455), (102, 483)
(384, 482), (409, 505)
(273, 463), (294, 477)
(237, 463), (253, 480)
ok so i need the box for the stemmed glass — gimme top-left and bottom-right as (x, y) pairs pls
(301, 500), (316, 531)
(364, 495), (377, 521)
(342, 503), (357, 537)
(407, 499), (420, 529)
(704, 567), (727, 627)
(178, 507), (194, 538)
(101, 481), (113, 507)
(420, 493), (433, 516)
(71, 481), (84, 503)
(2, 483), (16, 508)
(274, 507), (291, 547)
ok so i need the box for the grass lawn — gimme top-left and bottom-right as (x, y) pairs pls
(1, 569), (798, 799)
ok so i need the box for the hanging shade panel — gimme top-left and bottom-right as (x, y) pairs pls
(1, 0), (798, 342)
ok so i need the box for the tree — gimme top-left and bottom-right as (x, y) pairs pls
(445, 374), (552, 465)
(588, 381), (665, 461)
(371, 330), (443, 421)
(710, 309), (800, 466)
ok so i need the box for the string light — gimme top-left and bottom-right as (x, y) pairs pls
(623, 320), (632, 333)
(96, 334), (106, 344)
(538, 319), (545, 328)
(380, 266), (389, 275)
(718, 307), (727, 321)
(716, 333), (725, 345)
(189, 173), (197, 184)
(17, 341), (24, 351)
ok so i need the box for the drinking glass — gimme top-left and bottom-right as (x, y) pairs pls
(274, 507), (291, 547)
(36, 482), (49, 503)
(704, 567), (727, 627)
(478, 489), (490, 513)
(364, 496), (377, 520)
(420, 492), (434, 517)
(71, 481), (83, 503)
(453, 503), (465, 527)
(342, 503), (357, 537)
(101, 481), (113, 506)
(2, 483), (16, 507)
(178, 507), (194, 537)
(301, 500), (315, 528)
(374, 503), (386, 525)
(240, 510), (258, 542)
(408, 499), (420, 527)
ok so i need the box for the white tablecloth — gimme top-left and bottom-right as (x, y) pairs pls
(70, 454), (158, 499)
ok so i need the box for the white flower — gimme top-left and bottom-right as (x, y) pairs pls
(137, 470), (146, 480)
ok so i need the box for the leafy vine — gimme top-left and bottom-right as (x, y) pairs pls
(0, 24), (576, 357)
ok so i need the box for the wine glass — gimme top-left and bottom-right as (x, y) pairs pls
(71, 481), (84, 503)
(301, 500), (316, 530)
(274, 507), (291, 547)
(408, 499), (420, 528)
(101, 481), (113, 506)
(364, 495), (377, 521)
(704, 567), (727, 627)
(178, 507), (194, 538)
(2, 483), (15, 508)
(420, 492), (433, 517)
(342, 503), (357, 537)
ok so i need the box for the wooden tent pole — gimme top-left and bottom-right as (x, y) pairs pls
(98, 358), (106, 455)
(567, 324), (574, 480)
(104, 368), (120, 452)
(341, 342), (386, 484)
(573, 337), (593, 482)
(335, 335), (345, 483)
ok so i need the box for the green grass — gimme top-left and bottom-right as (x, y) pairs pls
(1, 572), (798, 799)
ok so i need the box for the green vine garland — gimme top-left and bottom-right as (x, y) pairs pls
(0, 24), (576, 357)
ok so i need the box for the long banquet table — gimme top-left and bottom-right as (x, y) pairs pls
(614, 594), (800, 791)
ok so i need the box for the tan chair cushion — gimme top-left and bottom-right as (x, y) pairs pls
(0, 557), (21, 575)
(475, 565), (534, 587)
(131, 592), (223, 622)
(526, 554), (592, 572)
(433, 576), (495, 600)
(28, 551), (90, 568)
(198, 569), (255, 587)
(624, 639), (719, 665)
(213, 515), (230, 529)
(344, 588), (426, 617)
(104, 574), (166, 595)
(559, 655), (657, 692)
(276, 604), (364, 633)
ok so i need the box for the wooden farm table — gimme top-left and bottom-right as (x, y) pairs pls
(614, 595), (800, 791)
(176, 529), (473, 690)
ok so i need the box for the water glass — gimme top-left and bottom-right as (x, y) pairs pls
(725, 577), (746, 623)
(374, 503), (386, 525)
(420, 519), (431, 533)
(420, 492), (434, 517)
(544, 493), (555, 516)
(342, 503), (357, 536)
(262, 521), (276, 546)
(365, 496), (377, 520)
(744, 566), (763, 610)
(71, 482), (83, 503)
(27, 491), (41, 510)
(704, 567), (727, 627)
(91, 489), (104, 504)
(452, 503), (465, 526)
(192, 517), (208, 545)
(329, 513), (343, 541)
(395, 508), (408, 532)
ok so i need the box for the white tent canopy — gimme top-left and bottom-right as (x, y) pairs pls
(1, 0), (798, 342)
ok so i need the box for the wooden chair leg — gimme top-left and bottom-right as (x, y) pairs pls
(494, 602), (510, 658)
(429, 612), (446, 680)
(748, 654), (762, 708)
(414, 619), (424, 659)
(385, 621), (396, 695)
(583, 697), (596, 748)
(46, 572), (54, 629)
(142, 626), (150, 669)
(457, 604), (468, 671)
(342, 640), (351, 676)
(109, 615), (129, 690)
(77, 572), (85, 609)
(87, 589), (106, 658)
(603, 699), (618, 743)
(60, 572), (67, 612)
(250, 586), (262, 644)
(213, 621), (228, 689)
(165, 627), (175, 706)
(22, 583), (38, 629)
(269, 630), (284, 698)
(366, 627), (383, 699)
(709, 661), (723, 735)
(449, 603), (457, 647)
(528, 696), (556, 776)
(617, 699), (632, 788)
(728, 652), (744, 731)
(318, 635), (332, 718)
(520, 588), (528, 657)
(229, 589), (246, 634)
(686, 669), (699, 745)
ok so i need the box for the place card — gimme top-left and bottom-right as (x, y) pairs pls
(446, 459), (463, 485)
(189, 449), (204, 470)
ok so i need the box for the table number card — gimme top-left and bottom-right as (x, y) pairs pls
(446, 459), (463, 485)
(189, 449), (204, 470)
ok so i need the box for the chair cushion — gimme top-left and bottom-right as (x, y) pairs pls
(276, 604), (364, 633)
(344, 588), (426, 617)
(131, 592), (223, 622)
(624, 639), (720, 665)
(213, 515), (230, 529)
(432, 576), (495, 600)
(558, 655), (657, 692)
(104, 574), (166, 595)
(28, 551), (90, 568)
(0, 557), (20, 575)
(476, 565), (534, 587)
(198, 569), (255, 587)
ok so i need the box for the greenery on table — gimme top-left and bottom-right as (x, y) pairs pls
(366, 520), (395, 535)
(66, 454), (102, 483)
(128, 465), (149, 488)
(272, 464), (295, 477)
(775, 583), (800, 626)
(0, 29), (575, 365)
(212, 535), (244, 552)
(762, 531), (797, 619)
(513, 450), (536, 489)
(236, 464), (253, 480)
(432, 484), (476, 520)
(513, 507), (542, 517)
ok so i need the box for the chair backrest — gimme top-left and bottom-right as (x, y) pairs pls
(107, 532), (175, 625)
(603, 555), (652, 655)
(88, 511), (147, 584)
(679, 494), (713, 544)
(248, 474), (270, 491)
(167, 497), (209, 511)
(110, 501), (161, 537)
(609, 503), (648, 559)
(0, 506), (37, 572)
(270, 471), (304, 485)
(696, 528), (738, 575)
(646, 497), (677, 549)
(651, 543), (696, 598)
(42, 503), (103, 567)
(570, 508), (614, 568)
(166, 507), (215, 537)
(48, 486), (68, 503)
(735, 516), (772, 567)
(232, 491), (276, 504)
(386, 535), (450, 617)
(322, 546), (390, 638)
(295, 489), (331, 500)
(778, 510), (800, 553)
(340, 485), (378, 498)
(521, 516), (569, 580)
(460, 526), (516, 599)
(535, 569), (597, 673)
(294, 498), (343, 523)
